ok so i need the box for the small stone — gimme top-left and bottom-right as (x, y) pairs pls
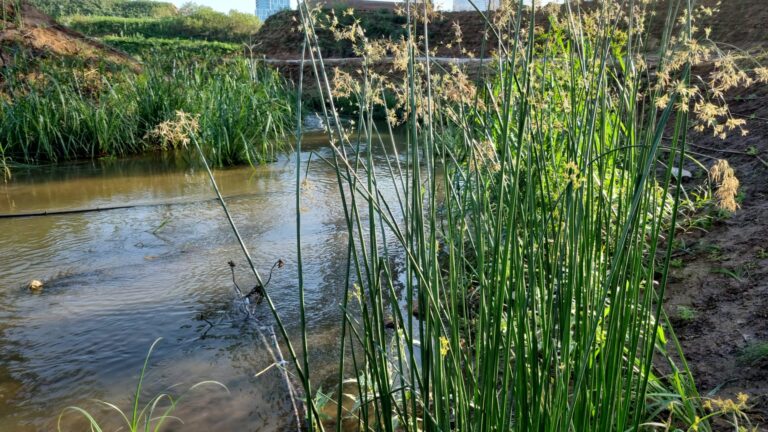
(27, 280), (44, 292)
(412, 303), (423, 319)
(671, 167), (693, 180)
(384, 317), (397, 329)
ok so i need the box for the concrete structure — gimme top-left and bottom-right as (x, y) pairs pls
(256, 0), (291, 21)
(453, 0), (498, 11)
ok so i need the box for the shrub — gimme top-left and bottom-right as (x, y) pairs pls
(101, 35), (241, 57)
(113, 1), (177, 18)
(30, 0), (177, 18)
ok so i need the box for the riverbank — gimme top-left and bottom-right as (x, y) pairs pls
(1, 2), (288, 172)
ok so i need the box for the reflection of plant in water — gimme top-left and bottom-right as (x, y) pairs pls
(57, 338), (227, 432)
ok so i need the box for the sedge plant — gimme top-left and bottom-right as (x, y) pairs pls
(283, 0), (732, 430)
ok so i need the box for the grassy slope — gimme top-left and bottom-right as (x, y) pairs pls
(0, 2), (292, 168)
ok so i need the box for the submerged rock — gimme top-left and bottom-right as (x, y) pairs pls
(27, 279), (44, 292)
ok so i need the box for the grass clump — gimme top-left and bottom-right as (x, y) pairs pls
(0, 53), (293, 167)
(30, 0), (177, 19)
(100, 35), (241, 57)
(63, 7), (262, 44)
(676, 306), (697, 322)
(738, 342), (768, 365)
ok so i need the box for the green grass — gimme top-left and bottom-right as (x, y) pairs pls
(101, 35), (241, 57)
(30, 0), (177, 19)
(670, 257), (685, 268)
(676, 306), (697, 322)
(0, 53), (293, 167)
(265, 0), (715, 431)
(63, 8), (261, 44)
(738, 342), (768, 365)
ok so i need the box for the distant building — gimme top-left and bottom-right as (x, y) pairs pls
(256, 0), (291, 21)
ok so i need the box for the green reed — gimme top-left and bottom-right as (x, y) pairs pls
(0, 53), (292, 167)
(286, 0), (709, 430)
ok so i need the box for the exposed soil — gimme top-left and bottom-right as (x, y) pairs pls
(0, 1), (138, 71)
(254, 0), (768, 61)
(665, 79), (768, 426)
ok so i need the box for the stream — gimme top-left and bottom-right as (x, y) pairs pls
(0, 130), (411, 431)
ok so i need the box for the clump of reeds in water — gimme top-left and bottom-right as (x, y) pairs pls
(0, 52), (293, 167)
(275, 0), (766, 431)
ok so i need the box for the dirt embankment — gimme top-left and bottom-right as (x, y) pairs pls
(253, 0), (768, 61)
(0, 1), (138, 71)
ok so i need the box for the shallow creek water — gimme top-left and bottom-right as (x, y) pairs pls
(0, 131), (412, 431)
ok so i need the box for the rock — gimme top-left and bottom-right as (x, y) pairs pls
(383, 317), (397, 329)
(412, 302), (425, 319)
(671, 167), (692, 180)
(27, 280), (44, 292)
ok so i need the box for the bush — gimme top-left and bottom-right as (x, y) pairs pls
(65, 16), (175, 38)
(113, 1), (177, 18)
(30, 0), (177, 18)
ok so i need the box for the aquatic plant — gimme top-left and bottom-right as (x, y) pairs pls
(0, 53), (293, 167)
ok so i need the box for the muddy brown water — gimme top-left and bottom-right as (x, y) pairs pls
(0, 132), (414, 431)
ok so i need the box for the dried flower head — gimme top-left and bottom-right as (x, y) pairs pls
(709, 159), (740, 212)
(146, 111), (200, 150)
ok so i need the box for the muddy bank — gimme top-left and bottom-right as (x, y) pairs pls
(664, 79), (768, 424)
